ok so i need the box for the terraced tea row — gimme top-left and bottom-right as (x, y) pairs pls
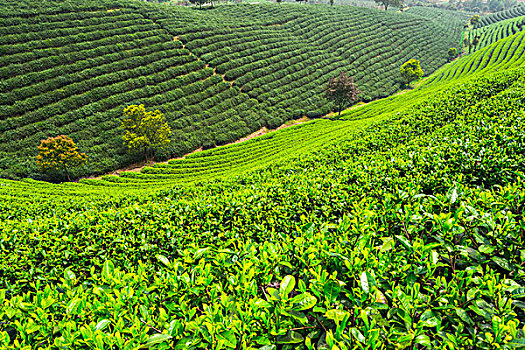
(425, 30), (525, 85)
(476, 4), (525, 27)
(404, 6), (473, 33)
(469, 15), (525, 51)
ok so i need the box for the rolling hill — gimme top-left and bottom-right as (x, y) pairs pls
(0, 0), (466, 179)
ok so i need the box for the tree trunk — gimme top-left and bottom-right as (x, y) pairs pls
(64, 165), (70, 182)
(384, 2), (388, 10)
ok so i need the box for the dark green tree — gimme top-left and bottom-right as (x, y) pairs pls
(448, 47), (458, 61)
(324, 72), (361, 116)
(374, 0), (402, 11)
(470, 15), (480, 26)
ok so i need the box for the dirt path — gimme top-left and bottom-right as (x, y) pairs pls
(87, 116), (311, 180)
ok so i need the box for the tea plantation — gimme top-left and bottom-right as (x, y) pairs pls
(0, 0), (467, 179)
(2, 1), (525, 349)
(475, 4), (525, 27)
(469, 15), (525, 52)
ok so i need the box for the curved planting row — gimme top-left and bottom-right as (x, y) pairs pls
(405, 6), (473, 28)
(476, 4), (525, 28)
(427, 30), (525, 85)
(469, 15), (525, 51)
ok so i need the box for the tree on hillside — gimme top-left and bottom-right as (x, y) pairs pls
(374, 0), (402, 11)
(324, 71), (361, 116)
(37, 135), (87, 181)
(121, 104), (171, 162)
(400, 59), (424, 87)
(189, 0), (213, 8)
(470, 15), (480, 26)
(472, 35), (480, 48)
(448, 47), (458, 61)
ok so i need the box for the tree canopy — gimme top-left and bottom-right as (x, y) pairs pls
(400, 59), (424, 86)
(36, 135), (87, 181)
(448, 47), (458, 61)
(470, 15), (480, 26)
(374, 0), (402, 11)
(324, 71), (361, 116)
(121, 104), (172, 162)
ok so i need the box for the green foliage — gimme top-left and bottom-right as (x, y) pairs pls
(121, 104), (171, 161)
(448, 47), (458, 60)
(4, 5), (525, 349)
(470, 14), (480, 26)
(374, 0), (402, 10)
(3, 66), (525, 348)
(400, 59), (424, 86)
(36, 135), (87, 181)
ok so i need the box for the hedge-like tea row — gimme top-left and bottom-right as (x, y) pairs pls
(476, 4), (525, 27)
(469, 16), (525, 51)
(425, 30), (525, 85)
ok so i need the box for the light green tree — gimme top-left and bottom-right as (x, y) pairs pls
(374, 0), (402, 11)
(121, 104), (171, 162)
(400, 59), (424, 87)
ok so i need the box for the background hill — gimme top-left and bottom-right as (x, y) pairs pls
(0, 0), (466, 179)
(475, 3), (525, 27)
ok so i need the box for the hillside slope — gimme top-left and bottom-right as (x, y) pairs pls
(2, 31), (525, 348)
(469, 15), (525, 52)
(475, 4), (525, 27)
(0, 0), (464, 179)
(0, 22), (521, 197)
